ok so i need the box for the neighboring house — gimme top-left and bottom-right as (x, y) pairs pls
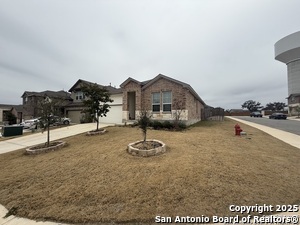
(21, 90), (72, 120)
(287, 93), (300, 116)
(120, 74), (206, 125)
(66, 79), (123, 124)
(0, 104), (23, 124)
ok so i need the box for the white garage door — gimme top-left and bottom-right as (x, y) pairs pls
(67, 111), (82, 124)
(100, 105), (122, 124)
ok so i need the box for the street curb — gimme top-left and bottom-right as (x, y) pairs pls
(227, 116), (300, 149)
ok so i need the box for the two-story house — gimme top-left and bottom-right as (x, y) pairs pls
(21, 90), (72, 120)
(65, 79), (123, 124)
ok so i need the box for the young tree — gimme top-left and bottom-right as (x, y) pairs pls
(172, 98), (184, 130)
(37, 97), (63, 147)
(81, 83), (113, 131)
(5, 111), (17, 125)
(137, 109), (152, 142)
(241, 100), (263, 112)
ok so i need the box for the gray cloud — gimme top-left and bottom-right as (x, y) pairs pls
(0, 0), (299, 109)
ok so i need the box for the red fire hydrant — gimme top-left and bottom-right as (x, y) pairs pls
(234, 124), (243, 136)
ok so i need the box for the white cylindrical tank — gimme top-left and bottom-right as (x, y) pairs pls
(275, 31), (300, 96)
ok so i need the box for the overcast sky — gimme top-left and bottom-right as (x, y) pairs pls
(1, 0), (299, 109)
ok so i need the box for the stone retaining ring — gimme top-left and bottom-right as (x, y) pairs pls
(86, 129), (107, 136)
(127, 139), (166, 157)
(25, 141), (66, 155)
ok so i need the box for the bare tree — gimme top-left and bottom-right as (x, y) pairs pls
(172, 98), (184, 129)
(37, 97), (64, 147)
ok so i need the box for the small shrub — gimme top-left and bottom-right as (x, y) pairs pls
(131, 121), (139, 127)
(163, 120), (174, 130)
(148, 120), (154, 128)
(152, 121), (162, 130)
(177, 122), (187, 130)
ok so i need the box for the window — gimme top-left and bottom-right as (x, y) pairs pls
(152, 92), (160, 112)
(291, 96), (295, 102)
(162, 91), (172, 112)
(76, 91), (85, 100)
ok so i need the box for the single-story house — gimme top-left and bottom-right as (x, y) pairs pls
(65, 79), (123, 124)
(120, 74), (206, 125)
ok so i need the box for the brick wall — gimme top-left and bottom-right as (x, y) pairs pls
(122, 81), (142, 111)
(142, 78), (186, 110)
(185, 90), (203, 124)
(122, 77), (204, 124)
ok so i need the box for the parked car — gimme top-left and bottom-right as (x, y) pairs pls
(250, 111), (262, 117)
(20, 118), (40, 129)
(51, 116), (71, 125)
(269, 113), (287, 120)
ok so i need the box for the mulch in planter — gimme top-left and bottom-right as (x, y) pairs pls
(131, 141), (162, 150)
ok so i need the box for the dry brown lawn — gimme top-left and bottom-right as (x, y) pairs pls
(0, 119), (299, 224)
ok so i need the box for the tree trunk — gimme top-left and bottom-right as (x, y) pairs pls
(47, 118), (50, 147)
(143, 130), (146, 142)
(96, 116), (99, 131)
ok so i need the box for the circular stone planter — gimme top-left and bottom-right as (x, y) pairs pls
(86, 129), (107, 136)
(127, 139), (166, 157)
(25, 141), (66, 155)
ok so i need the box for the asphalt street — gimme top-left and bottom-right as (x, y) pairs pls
(233, 116), (300, 135)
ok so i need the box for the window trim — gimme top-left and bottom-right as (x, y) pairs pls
(152, 92), (161, 112)
(76, 91), (85, 100)
(162, 91), (172, 112)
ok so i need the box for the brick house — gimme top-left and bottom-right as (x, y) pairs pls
(120, 74), (206, 125)
(65, 79), (123, 124)
(21, 90), (72, 120)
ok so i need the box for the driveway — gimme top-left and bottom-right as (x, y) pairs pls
(0, 123), (113, 154)
(233, 116), (300, 135)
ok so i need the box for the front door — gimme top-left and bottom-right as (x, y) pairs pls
(127, 92), (136, 120)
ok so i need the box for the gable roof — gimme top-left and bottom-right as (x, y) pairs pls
(21, 90), (71, 100)
(0, 104), (23, 112)
(287, 93), (300, 99)
(69, 79), (122, 94)
(121, 74), (206, 105)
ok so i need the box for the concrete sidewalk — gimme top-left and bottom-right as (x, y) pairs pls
(227, 116), (300, 149)
(0, 204), (67, 225)
(0, 123), (113, 154)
